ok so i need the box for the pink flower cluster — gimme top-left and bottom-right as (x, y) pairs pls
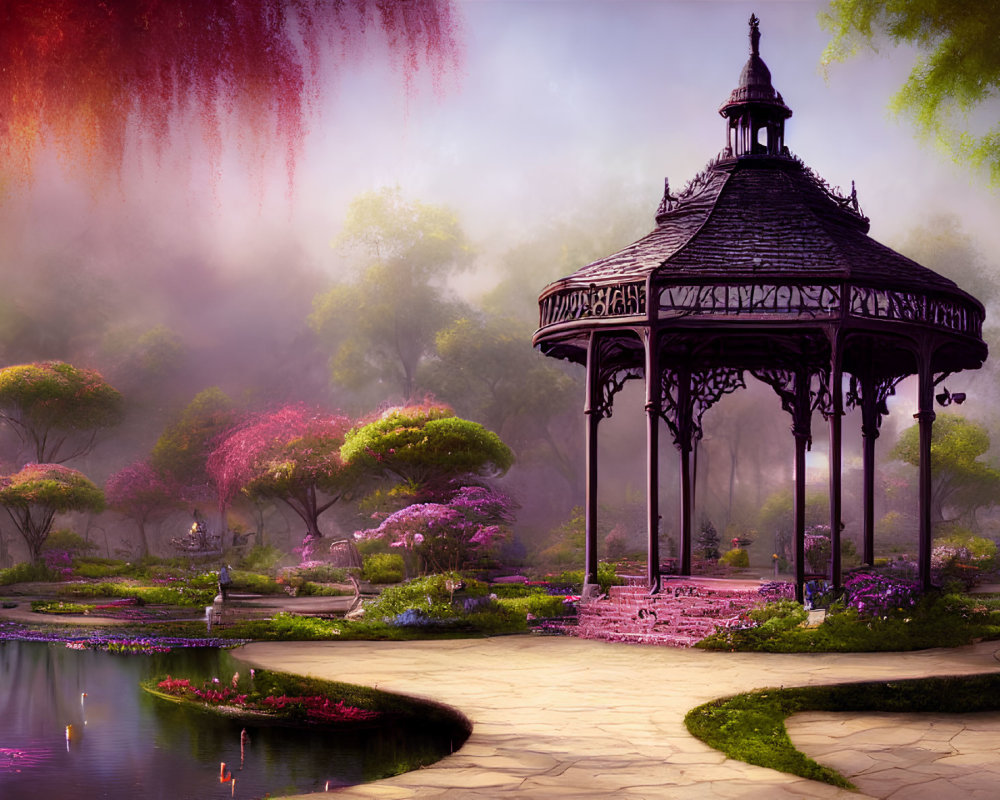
(156, 677), (380, 723)
(262, 694), (380, 722)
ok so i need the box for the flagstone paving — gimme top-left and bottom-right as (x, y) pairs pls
(237, 635), (1000, 799)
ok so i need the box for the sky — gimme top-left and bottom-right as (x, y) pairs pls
(9, 0), (997, 299)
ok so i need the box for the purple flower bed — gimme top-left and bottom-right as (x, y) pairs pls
(0, 620), (244, 651)
(844, 571), (922, 618)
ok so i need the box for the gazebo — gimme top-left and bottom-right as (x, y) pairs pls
(533, 16), (987, 601)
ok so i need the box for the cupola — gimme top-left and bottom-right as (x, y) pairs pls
(718, 14), (792, 157)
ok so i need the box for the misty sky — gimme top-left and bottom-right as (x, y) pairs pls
(5, 0), (999, 343)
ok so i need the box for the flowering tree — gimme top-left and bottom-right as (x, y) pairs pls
(341, 402), (513, 498)
(0, 464), (105, 564)
(207, 405), (356, 542)
(0, 361), (124, 464)
(355, 486), (514, 574)
(0, 1), (461, 189)
(105, 461), (183, 557)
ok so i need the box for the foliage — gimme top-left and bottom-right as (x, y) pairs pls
(843, 572), (921, 618)
(698, 518), (721, 560)
(0, 464), (105, 564)
(890, 414), (1000, 525)
(311, 189), (473, 399)
(105, 460), (184, 556)
(229, 570), (283, 595)
(0, 361), (124, 463)
(497, 594), (572, 618)
(0, 560), (63, 584)
(689, 673), (1000, 790)
(151, 388), (238, 489)
(237, 544), (284, 574)
(363, 573), (489, 621)
(355, 486), (514, 574)
(56, 575), (217, 607)
(342, 402), (513, 493)
(804, 524), (832, 574)
(821, 0), (1000, 183)
(719, 548), (749, 569)
(551, 562), (623, 595)
(43, 528), (98, 556)
(0, 2), (461, 189)
(698, 591), (1000, 652)
(363, 553), (406, 584)
(207, 404), (356, 538)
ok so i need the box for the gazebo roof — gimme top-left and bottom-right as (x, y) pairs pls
(534, 17), (986, 377)
(555, 155), (967, 296)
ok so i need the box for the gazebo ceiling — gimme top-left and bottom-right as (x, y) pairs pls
(534, 17), (987, 379)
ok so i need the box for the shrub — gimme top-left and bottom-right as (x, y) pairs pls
(43, 529), (98, 556)
(720, 548), (749, 569)
(295, 564), (352, 584)
(363, 553), (405, 584)
(0, 561), (61, 584)
(74, 559), (125, 579)
(231, 570), (283, 595)
(364, 573), (488, 621)
(238, 544), (283, 573)
(498, 594), (572, 618)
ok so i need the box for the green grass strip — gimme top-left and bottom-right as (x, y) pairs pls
(685, 672), (1000, 789)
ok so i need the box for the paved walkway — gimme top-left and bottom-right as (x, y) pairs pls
(237, 636), (1000, 799)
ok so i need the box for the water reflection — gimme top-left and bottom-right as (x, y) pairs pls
(0, 641), (461, 799)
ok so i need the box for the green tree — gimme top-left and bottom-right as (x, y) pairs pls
(341, 401), (513, 499)
(890, 413), (1000, 527)
(310, 188), (473, 401)
(821, 1), (1000, 183)
(426, 315), (581, 489)
(0, 464), (105, 564)
(150, 387), (238, 491)
(0, 361), (124, 464)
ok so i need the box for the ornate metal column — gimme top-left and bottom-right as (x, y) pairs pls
(583, 333), (601, 594)
(915, 347), (936, 592)
(828, 345), (844, 591)
(661, 363), (745, 578)
(847, 371), (904, 566)
(754, 368), (830, 603)
(644, 329), (661, 593)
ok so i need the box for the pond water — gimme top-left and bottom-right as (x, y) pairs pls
(0, 641), (459, 800)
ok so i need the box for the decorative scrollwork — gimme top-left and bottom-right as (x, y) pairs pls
(751, 368), (830, 445)
(539, 281), (646, 327)
(659, 283), (840, 319)
(593, 365), (643, 421)
(845, 373), (906, 438)
(849, 286), (982, 338)
(660, 367), (746, 450)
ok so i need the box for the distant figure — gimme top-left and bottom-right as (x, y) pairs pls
(218, 564), (232, 601)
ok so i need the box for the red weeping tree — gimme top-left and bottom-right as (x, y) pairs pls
(0, 0), (462, 188)
(207, 405), (358, 547)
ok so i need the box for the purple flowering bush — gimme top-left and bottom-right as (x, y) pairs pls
(355, 486), (514, 574)
(844, 572), (922, 619)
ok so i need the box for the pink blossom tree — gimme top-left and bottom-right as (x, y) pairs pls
(105, 461), (184, 557)
(207, 405), (357, 546)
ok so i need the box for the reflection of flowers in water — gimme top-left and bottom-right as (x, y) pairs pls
(0, 746), (52, 772)
(0, 620), (243, 650)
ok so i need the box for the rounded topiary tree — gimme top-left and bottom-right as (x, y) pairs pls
(341, 401), (513, 497)
(0, 464), (105, 564)
(0, 361), (124, 464)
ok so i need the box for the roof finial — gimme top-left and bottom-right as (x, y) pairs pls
(749, 13), (761, 57)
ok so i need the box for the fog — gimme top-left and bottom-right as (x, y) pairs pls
(1, 0), (998, 564)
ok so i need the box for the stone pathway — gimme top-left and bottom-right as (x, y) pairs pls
(787, 711), (1000, 800)
(237, 635), (1000, 799)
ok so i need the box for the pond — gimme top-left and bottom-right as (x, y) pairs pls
(0, 640), (463, 800)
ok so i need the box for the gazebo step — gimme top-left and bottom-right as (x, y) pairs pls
(571, 578), (770, 648)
